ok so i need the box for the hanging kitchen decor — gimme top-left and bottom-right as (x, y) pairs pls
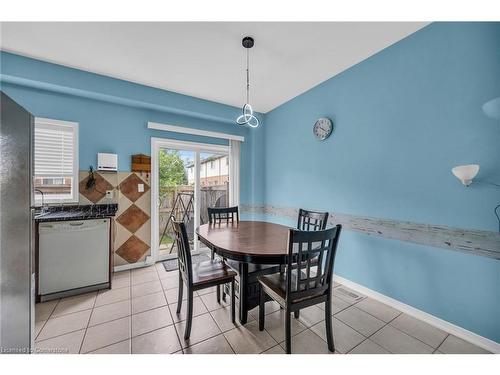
(131, 154), (151, 179)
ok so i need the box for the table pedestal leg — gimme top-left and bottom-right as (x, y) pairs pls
(238, 262), (249, 324)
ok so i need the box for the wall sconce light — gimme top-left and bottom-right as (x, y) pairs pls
(451, 164), (480, 186)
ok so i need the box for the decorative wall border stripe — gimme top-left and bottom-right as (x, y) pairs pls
(240, 204), (500, 260)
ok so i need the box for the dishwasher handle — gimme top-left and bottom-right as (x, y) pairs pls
(38, 219), (109, 234)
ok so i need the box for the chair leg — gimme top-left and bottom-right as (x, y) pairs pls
(279, 265), (285, 310)
(294, 310), (300, 319)
(221, 257), (227, 302)
(285, 309), (292, 354)
(258, 287), (265, 331)
(222, 283), (227, 302)
(211, 249), (215, 260)
(325, 299), (335, 352)
(176, 273), (183, 314)
(184, 290), (194, 340)
(231, 279), (236, 324)
(216, 285), (221, 303)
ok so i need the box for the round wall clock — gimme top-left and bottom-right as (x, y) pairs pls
(313, 117), (333, 141)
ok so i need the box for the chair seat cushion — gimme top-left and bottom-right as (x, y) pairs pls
(257, 272), (324, 304)
(192, 259), (236, 286)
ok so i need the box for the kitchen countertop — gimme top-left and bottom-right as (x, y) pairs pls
(34, 204), (118, 222)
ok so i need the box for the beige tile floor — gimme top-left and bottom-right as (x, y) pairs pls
(34, 263), (491, 354)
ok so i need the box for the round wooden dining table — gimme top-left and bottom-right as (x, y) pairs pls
(197, 220), (293, 263)
(196, 221), (292, 324)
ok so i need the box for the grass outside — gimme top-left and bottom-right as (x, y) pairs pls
(160, 234), (174, 245)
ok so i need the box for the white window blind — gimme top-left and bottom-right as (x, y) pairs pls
(34, 118), (79, 202)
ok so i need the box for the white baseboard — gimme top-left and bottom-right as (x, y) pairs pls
(113, 260), (149, 272)
(334, 274), (500, 354)
(113, 256), (156, 273)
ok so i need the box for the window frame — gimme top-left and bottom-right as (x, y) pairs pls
(34, 117), (79, 204)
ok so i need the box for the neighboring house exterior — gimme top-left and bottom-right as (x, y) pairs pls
(34, 177), (72, 195)
(187, 155), (229, 187)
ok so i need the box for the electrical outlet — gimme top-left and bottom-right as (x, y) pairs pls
(105, 190), (114, 199)
(138, 183), (144, 193)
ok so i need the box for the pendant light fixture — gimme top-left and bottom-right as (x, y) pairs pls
(236, 36), (259, 128)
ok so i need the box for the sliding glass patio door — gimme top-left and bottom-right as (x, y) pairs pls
(151, 138), (233, 262)
(157, 147), (196, 258)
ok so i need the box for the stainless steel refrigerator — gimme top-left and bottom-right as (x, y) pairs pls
(0, 91), (35, 353)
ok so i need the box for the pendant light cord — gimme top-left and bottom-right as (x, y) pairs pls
(246, 47), (250, 103)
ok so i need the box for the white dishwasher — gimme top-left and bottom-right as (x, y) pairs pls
(38, 219), (110, 300)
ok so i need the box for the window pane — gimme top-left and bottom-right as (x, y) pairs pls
(199, 152), (229, 224)
(34, 177), (73, 199)
(34, 118), (78, 202)
(158, 148), (194, 257)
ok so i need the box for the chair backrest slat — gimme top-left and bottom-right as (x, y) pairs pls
(286, 225), (342, 303)
(297, 208), (329, 231)
(172, 219), (193, 285)
(208, 206), (239, 224)
(305, 241), (312, 289)
(314, 245), (325, 287)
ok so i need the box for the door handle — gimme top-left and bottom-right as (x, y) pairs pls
(69, 222), (85, 226)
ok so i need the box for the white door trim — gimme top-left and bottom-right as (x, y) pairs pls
(148, 122), (245, 142)
(151, 137), (230, 263)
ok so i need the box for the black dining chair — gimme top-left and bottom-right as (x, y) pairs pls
(257, 225), (342, 354)
(297, 208), (329, 231)
(208, 206), (239, 226)
(292, 208), (330, 318)
(172, 219), (236, 340)
(207, 206), (239, 302)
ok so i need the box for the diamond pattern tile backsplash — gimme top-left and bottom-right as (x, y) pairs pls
(79, 172), (114, 203)
(116, 204), (150, 233)
(119, 173), (150, 202)
(115, 235), (150, 263)
(78, 170), (151, 267)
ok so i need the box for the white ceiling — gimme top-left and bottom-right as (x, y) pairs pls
(0, 22), (428, 113)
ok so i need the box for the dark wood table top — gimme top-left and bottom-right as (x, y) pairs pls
(196, 221), (292, 264)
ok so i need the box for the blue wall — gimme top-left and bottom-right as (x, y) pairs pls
(262, 23), (500, 342)
(0, 51), (264, 205)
